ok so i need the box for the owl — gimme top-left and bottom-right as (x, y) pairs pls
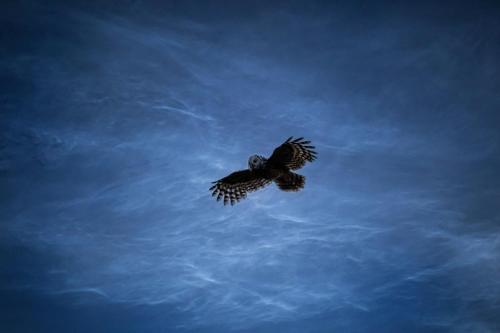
(210, 137), (317, 205)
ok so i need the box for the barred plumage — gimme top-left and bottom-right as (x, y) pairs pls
(209, 170), (271, 205)
(210, 137), (317, 205)
(268, 136), (317, 170)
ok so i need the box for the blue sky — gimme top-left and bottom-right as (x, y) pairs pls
(1, 1), (500, 332)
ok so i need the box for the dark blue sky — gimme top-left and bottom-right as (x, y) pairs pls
(1, 1), (500, 332)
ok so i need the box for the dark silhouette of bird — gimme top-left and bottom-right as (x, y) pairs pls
(210, 137), (317, 205)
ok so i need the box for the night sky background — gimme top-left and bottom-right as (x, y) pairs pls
(2, 1), (500, 332)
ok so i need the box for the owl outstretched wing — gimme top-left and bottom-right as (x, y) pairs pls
(210, 170), (271, 205)
(268, 137), (317, 170)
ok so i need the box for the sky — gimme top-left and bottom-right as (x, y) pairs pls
(1, 1), (500, 332)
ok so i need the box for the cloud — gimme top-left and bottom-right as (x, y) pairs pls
(2, 1), (500, 332)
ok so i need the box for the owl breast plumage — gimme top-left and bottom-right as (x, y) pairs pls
(210, 137), (317, 205)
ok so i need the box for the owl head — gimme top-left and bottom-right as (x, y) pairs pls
(248, 155), (266, 170)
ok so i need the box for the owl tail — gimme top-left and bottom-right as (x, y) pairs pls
(275, 172), (305, 192)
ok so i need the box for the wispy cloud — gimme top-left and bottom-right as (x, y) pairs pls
(2, 1), (500, 332)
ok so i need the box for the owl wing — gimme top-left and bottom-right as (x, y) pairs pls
(268, 137), (317, 170)
(210, 170), (272, 205)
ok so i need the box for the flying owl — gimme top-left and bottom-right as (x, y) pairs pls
(210, 137), (317, 205)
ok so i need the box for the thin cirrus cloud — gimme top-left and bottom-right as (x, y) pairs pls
(1, 1), (500, 332)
